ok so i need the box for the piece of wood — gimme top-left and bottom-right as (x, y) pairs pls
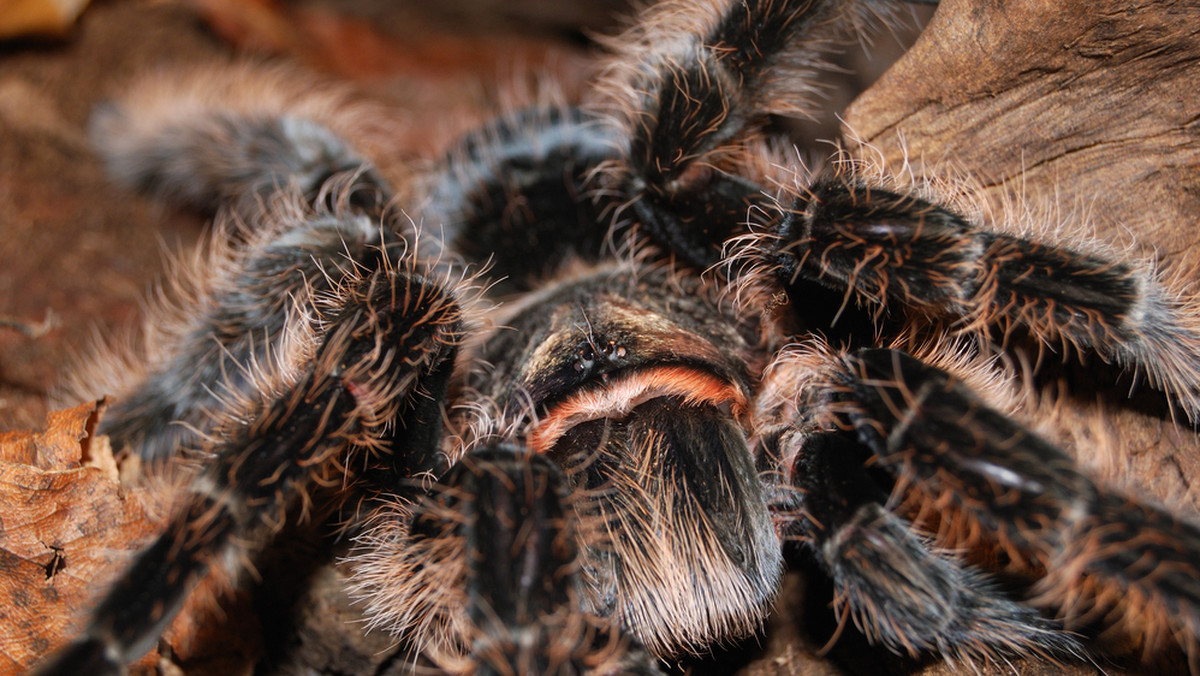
(845, 0), (1200, 267)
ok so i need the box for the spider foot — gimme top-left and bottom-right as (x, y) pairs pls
(823, 502), (1085, 666)
(778, 430), (1084, 667)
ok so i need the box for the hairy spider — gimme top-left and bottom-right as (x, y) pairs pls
(29, 0), (1200, 674)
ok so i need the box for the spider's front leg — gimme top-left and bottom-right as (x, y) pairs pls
(758, 341), (1200, 669)
(34, 265), (465, 675)
(758, 177), (1200, 421)
(352, 260), (785, 667)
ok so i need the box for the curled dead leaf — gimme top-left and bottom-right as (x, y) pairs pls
(0, 402), (259, 675)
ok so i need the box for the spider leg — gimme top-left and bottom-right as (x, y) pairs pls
(77, 77), (405, 460)
(421, 106), (618, 289)
(768, 431), (1083, 664)
(766, 177), (1200, 421)
(84, 195), (402, 460)
(598, 0), (917, 268)
(89, 65), (392, 217)
(842, 348), (1200, 667)
(767, 344), (1200, 667)
(33, 267), (464, 675)
(601, 0), (1200, 419)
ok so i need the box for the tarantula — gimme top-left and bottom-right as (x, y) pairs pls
(30, 0), (1200, 673)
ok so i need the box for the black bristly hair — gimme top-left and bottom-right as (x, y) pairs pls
(90, 181), (400, 461)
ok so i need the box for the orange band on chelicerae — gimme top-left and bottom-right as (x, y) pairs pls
(527, 365), (748, 455)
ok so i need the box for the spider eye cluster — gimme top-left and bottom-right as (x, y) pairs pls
(571, 338), (628, 375)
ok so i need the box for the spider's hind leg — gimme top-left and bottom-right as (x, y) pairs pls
(89, 64), (394, 217)
(78, 69), (409, 460)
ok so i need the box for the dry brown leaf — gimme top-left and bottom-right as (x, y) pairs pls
(0, 401), (147, 672)
(0, 402), (259, 675)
